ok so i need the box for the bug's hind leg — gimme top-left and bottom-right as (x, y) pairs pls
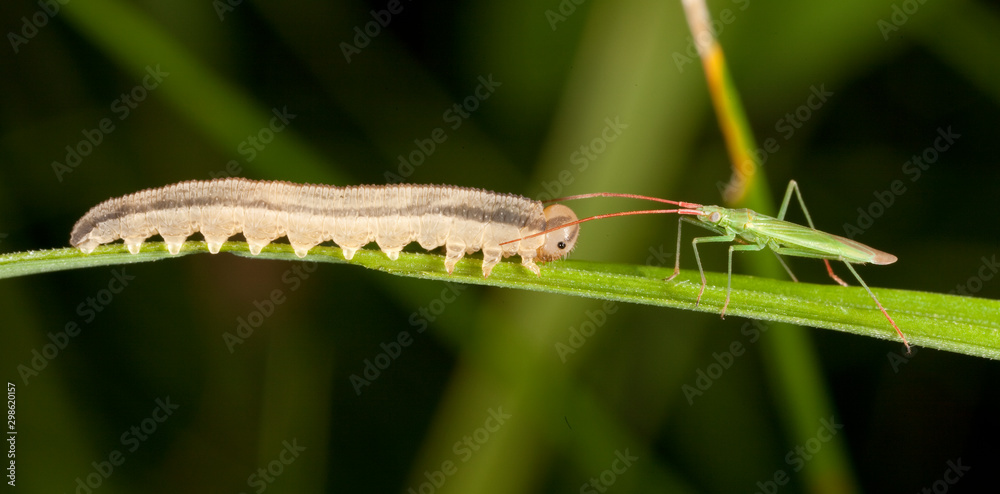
(771, 251), (798, 282)
(843, 261), (911, 352)
(773, 247), (848, 287)
(824, 260), (849, 287)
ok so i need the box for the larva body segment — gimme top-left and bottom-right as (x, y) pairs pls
(70, 178), (581, 276)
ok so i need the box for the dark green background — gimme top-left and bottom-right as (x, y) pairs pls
(1, 0), (998, 492)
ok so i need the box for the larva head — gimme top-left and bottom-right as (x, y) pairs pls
(537, 204), (579, 261)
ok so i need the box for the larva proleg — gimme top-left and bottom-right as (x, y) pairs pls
(70, 178), (581, 276)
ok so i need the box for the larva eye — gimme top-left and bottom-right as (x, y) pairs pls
(537, 204), (579, 261)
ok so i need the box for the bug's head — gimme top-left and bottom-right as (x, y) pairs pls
(696, 205), (725, 225)
(537, 204), (580, 261)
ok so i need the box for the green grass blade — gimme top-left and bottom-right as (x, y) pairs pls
(2, 243), (997, 359)
(682, 0), (854, 490)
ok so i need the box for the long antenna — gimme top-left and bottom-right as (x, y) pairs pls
(543, 192), (703, 210)
(499, 208), (703, 245)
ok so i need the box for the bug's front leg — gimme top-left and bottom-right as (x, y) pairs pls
(723, 242), (767, 317)
(688, 230), (737, 308)
(665, 216), (687, 282)
(665, 216), (708, 282)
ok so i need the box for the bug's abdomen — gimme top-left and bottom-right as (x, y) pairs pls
(70, 178), (550, 276)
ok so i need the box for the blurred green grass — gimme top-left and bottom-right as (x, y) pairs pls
(2, 0), (1000, 493)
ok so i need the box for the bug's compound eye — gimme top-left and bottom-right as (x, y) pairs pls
(697, 208), (723, 225)
(538, 204), (579, 261)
